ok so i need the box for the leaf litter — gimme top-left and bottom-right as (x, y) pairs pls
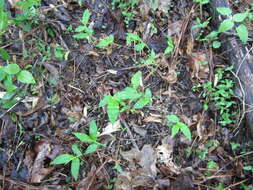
(0, 0), (253, 189)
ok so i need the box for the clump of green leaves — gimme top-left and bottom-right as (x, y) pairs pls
(73, 9), (94, 39)
(126, 33), (147, 51)
(193, 66), (236, 126)
(204, 7), (251, 46)
(0, 63), (36, 108)
(99, 71), (152, 123)
(193, 0), (210, 5)
(166, 115), (192, 141)
(51, 120), (105, 181)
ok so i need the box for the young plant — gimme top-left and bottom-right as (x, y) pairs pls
(166, 115), (192, 141)
(73, 9), (94, 40)
(51, 120), (105, 181)
(0, 63), (36, 108)
(126, 33), (147, 51)
(99, 71), (152, 123)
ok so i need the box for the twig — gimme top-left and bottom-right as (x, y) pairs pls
(121, 119), (139, 151)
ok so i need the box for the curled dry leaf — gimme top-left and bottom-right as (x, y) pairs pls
(187, 52), (210, 81)
(143, 114), (163, 123)
(100, 120), (121, 136)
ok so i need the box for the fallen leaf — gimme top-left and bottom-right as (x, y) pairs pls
(100, 120), (121, 136)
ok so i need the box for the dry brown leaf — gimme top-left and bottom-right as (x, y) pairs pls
(167, 20), (183, 36)
(100, 120), (121, 136)
(188, 52), (209, 80)
(143, 114), (163, 123)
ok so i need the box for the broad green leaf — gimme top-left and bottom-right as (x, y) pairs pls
(166, 115), (180, 123)
(2, 91), (15, 100)
(134, 43), (146, 51)
(4, 80), (17, 92)
(96, 35), (114, 47)
(50, 154), (75, 165)
(114, 87), (142, 100)
(131, 71), (142, 89)
(72, 132), (94, 143)
(99, 95), (110, 107)
(17, 70), (35, 84)
(107, 98), (119, 123)
(178, 122), (192, 141)
(171, 124), (180, 137)
(205, 31), (218, 40)
(133, 97), (150, 109)
(243, 166), (253, 171)
(4, 64), (20, 75)
(89, 120), (98, 140)
(114, 162), (123, 173)
(0, 48), (10, 60)
(81, 9), (91, 25)
(75, 25), (87, 32)
(233, 12), (248, 22)
(73, 33), (89, 39)
(1, 99), (17, 109)
(71, 158), (80, 181)
(216, 7), (232, 16)
(218, 19), (234, 33)
(84, 143), (98, 154)
(71, 144), (82, 156)
(236, 24), (248, 43)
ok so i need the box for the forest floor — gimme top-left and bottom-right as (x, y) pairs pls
(0, 0), (253, 189)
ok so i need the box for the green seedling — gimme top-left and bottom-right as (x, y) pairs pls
(73, 9), (94, 39)
(243, 165), (253, 173)
(51, 120), (105, 181)
(96, 34), (114, 48)
(164, 36), (174, 55)
(166, 115), (192, 141)
(126, 33), (147, 51)
(99, 71), (152, 123)
(206, 160), (218, 176)
(0, 63), (35, 108)
(141, 49), (157, 65)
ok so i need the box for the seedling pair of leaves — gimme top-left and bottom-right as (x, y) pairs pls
(166, 115), (192, 141)
(99, 71), (152, 123)
(50, 120), (105, 181)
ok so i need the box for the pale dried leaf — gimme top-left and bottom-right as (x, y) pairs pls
(100, 120), (121, 136)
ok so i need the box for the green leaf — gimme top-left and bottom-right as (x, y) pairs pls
(166, 115), (180, 123)
(171, 124), (180, 137)
(17, 70), (35, 84)
(236, 24), (248, 43)
(107, 98), (120, 123)
(99, 95), (111, 107)
(218, 19), (234, 33)
(212, 41), (221, 49)
(133, 97), (150, 109)
(179, 122), (192, 141)
(0, 67), (7, 81)
(71, 144), (82, 156)
(75, 25), (87, 32)
(233, 12), (248, 22)
(73, 33), (89, 39)
(84, 143), (98, 154)
(71, 158), (80, 181)
(164, 36), (174, 55)
(243, 166), (253, 171)
(81, 9), (91, 25)
(145, 88), (152, 99)
(96, 35), (114, 47)
(134, 43), (146, 51)
(205, 31), (218, 40)
(216, 7), (232, 16)
(50, 154), (75, 165)
(131, 71), (142, 89)
(126, 33), (141, 43)
(114, 87), (142, 100)
(0, 48), (10, 60)
(72, 132), (94, 143)
(89, 120), (98, 140)
(4, 79), (17, 92)
(4, 64), (20, 75)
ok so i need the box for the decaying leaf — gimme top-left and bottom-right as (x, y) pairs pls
(100, 120), (121, 136)
(143, 114), (163, 123)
